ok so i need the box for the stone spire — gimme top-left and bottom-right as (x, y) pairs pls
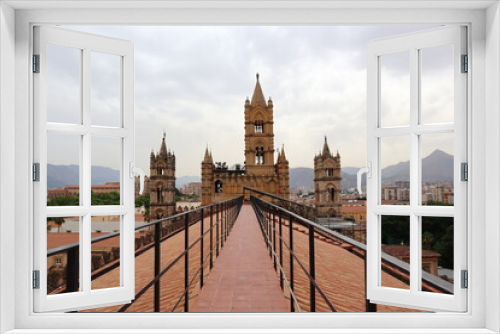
(251, 73), (267, 107)
(278, 144), (287, 163)
(159, 133), (168, 157)
(150, 149), (155, 164)
(322, 136), (331, 157)
(203, 146), (212, 163)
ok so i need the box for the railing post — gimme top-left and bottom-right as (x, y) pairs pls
(267, 208), (272, 258)
(210, 205), (214, 269)
(308, 224), (316, 312)
(200, 208), (204, 289)
(289, 214), (295, 312)
(220, 203), (226, 249)
(184, 213), (189, 312)
(273, 207), (277, 271)
(154, 222), (161, 312)
(224, 202), (228, 241)
(217, 204), (220, 256)
(65, 248), (79, 293)
(279, 210), (284, 290)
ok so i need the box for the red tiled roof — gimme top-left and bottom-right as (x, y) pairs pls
(74, 205), (434, 313)
(47, 232), (120, 249)
(383, 244), (441, 258)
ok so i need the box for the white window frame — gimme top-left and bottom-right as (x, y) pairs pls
(33, 26), (136, 312)
(366, 26), (467, 312)
(0, 2), (498, 333)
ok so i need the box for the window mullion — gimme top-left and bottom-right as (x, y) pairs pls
(409, 47), (420, 294)
(81, 48), (91, 294)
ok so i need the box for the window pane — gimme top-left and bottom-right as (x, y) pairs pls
(47, 216), (80, 294)
(91, 215), (121, 290)
(380, 51), (410, 127)
(380, 215), (410, 290)
(380, 136), (410, 205)
(47, 133), (81, 206)
(421, 133), (454, 206)
(91, 52), (121, 128)
(91, 136), (121, 205)
(420, 44), (454, 124)
(421, 216), (454, 295)
(47, 44), (81, 124)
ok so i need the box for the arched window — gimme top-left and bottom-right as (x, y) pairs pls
(328, 187), (335, 202)
(156, 184), (163, 203)
(254, 120), (264, 133)
(157, 167), (163, 176)
(255, 147), (264, 164)
(215, 180), (223, 193)
(325, 168), (334, 176)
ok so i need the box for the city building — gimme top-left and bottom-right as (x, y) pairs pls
(149, 134), (176, 219)
(201, 74), (290, 205)
(382, 244), (441, 277)
(314, 137), (342, 217)
(180, 182), (202, 197)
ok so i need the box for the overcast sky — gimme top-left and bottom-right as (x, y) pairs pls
(48, 25), (454, 177)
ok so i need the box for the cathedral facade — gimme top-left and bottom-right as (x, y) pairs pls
(314, 137), (342, 217)
(150, 134), (176, 219)
(201, 75), (290, 205)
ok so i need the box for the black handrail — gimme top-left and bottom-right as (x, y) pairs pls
(243, 187), (338, 220)
(47, 196), (243, 312)
(251, 196), (336, 312)
(250, 192), (454, 312)
(118, 196), (243, 312)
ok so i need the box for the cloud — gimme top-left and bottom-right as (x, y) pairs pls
(52, 25), (451, 177)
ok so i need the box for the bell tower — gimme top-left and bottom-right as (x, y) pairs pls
(244, 73), (275, 175)
(150, 133), (176, 219)
(314, 137), (342, 217)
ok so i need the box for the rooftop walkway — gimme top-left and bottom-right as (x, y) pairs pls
(193, 205), (289, 312)
(83, 202), (420, 313)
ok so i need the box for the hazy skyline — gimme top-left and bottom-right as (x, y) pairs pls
(47, 25), (454, 177)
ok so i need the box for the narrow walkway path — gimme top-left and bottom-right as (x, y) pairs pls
(193, 204), (289, 312)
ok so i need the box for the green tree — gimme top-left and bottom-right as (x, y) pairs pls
(47, 217), (65, 232)
(433, 224), (454, 269)
(135, 194), (151, 222)
(135, 194), (150, 209)
(91, 191), (120, 205)
(47, 195), (79, 206)
(381, 215), (410, 245)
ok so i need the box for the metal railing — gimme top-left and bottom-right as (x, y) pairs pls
(250, 190), (453, 312)
(251, 195), (339, 312)
(243, 187), (341, 221)
(47, 196), (243, 312)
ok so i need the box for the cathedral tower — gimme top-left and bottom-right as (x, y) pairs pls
(201, 74), (289, 205)
(150, 133), (176, 219)
(244, 73), (275, 175)
(314, 137), (342, 217)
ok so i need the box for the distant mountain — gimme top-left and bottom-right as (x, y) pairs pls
(381, 149), (453, 184)
(288, 150), (453, 190)
(47, 150), (452, 191)
(289, 167), (314, 189)
(176, 175), (201, 188)
(47, 164), (120, 189)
